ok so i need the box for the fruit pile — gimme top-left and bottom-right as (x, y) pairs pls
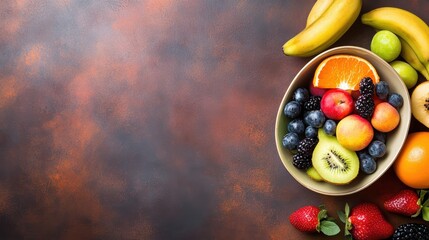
(289, 188), (429, 239)
(280, 1), (429, 238)
(362, 8), (429, 130)
(362, 7), (429, 189)
(279, 0), (429, 188)
(283, 0), (429, 130)
(282, 54), (404, 184)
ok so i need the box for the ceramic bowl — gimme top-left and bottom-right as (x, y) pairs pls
(275, 46), (411, 196)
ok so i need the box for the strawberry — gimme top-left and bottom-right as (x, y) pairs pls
(289, 205), (340, 236)
(384, 189), (429, 221)
(384, 189), (422, 217)
(339, 202), (394, 240)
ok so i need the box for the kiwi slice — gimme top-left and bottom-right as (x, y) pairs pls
(306, 166), (324, 182)
(312, 128), (359, 184)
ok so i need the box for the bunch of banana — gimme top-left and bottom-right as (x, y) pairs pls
(282, 0), (361, 57)
(361, 7), (429, 80)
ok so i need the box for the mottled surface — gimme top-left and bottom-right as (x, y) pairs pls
(0, 0), (428, 239)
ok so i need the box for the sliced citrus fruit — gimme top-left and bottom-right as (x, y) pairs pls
(313, 54), (380, 91)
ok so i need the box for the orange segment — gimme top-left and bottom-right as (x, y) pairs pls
(313, 54), (380, 91)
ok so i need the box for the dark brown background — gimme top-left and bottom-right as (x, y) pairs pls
(0, 0), (428, 239)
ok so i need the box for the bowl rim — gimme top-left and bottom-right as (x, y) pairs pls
(275, 45), (411, 196)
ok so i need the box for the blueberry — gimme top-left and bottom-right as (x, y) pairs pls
(287, 119), (305, 135)
(388, 93), (403, 109)
(284, 101), (302, 119)
(323, 119), (336, 136)
(305, 126), (318, 139)
(282, 132), (300, 150)
(304, 110), (326, 128)
(375, 81), (390, 100)
(293, 88), (310, 103)
(359, 152), (377, 174)
(373, 131), (387, 144)
(368, 140), (387, 158)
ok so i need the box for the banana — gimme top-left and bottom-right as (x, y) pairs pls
(282, 0), (361, 57)
(399, 37), (429, 80)
(361, 7), (429, 66)
(306, 0), (335, 27)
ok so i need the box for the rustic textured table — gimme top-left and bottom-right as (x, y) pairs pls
(0, 0), (428, 239)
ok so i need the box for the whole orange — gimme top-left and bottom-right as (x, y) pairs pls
(394, 132), (429, 189)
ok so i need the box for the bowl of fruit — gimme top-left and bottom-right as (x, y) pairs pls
(275, 46), (411, 196)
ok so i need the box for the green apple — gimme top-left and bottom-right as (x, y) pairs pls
(390, 60), (418, 89)
(371, 30), (401, 62)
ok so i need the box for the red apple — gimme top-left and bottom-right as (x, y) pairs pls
(320, 89), (354, 120)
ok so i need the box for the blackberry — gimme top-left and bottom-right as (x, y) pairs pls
(359, 77), (375, 95)
(355, 93), (374, 119)
(304, 96), (321, 111)
(297, 137), (318, 156)
(292, 153), (312, 169)
(392, 223), (429, 240)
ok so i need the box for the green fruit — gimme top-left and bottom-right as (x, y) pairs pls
(312, 129), (359, 184)
(306, 167), (324, 182)
(370, 30), (401, 62)
(390, 60), (418, 89)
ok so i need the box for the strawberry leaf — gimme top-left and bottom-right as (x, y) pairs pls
(318, 208), (328, 221)
(422, 190), (429, 208)
(337, 210), (346, 223)
(422, 206), (429, 221)
(315, 206), (328, 232)
(343, 203), (352, 237)
(419, 189), (427, 200)
(320, 220), (340, 236)
(345, 203), (350, 216)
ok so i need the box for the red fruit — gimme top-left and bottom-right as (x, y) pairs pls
(289, 205), (340, 236)
(341, 202), (394, 240)
(320, 89), (354, 120)
(384, 189), (422, 217)
(309, 81), (327, 97)
(289, 205), (320, 232)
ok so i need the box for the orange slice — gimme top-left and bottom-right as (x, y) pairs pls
(313, 54), (380, 91)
